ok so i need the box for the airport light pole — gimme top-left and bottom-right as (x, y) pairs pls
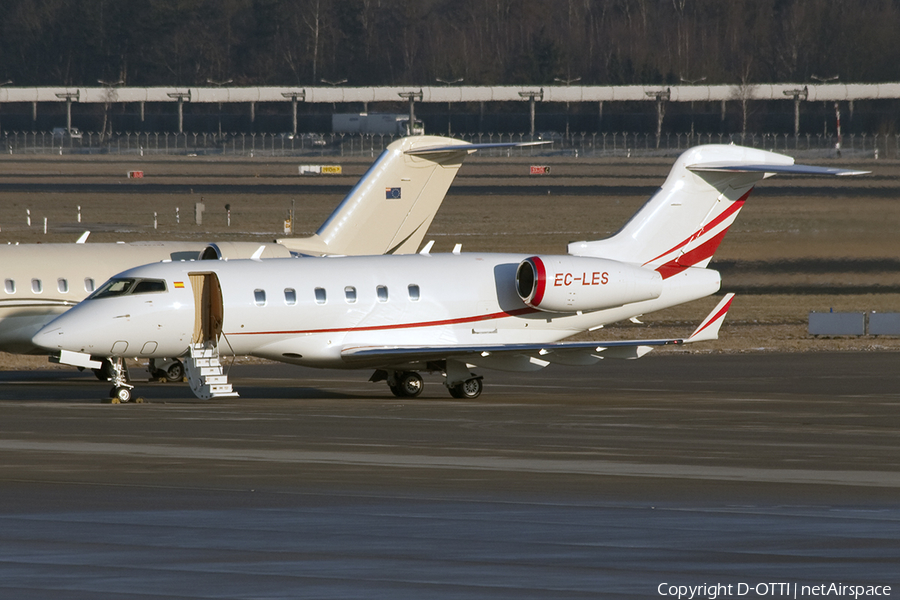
(398, 90), (423, 136)
(55, 90), (80, 134)
(282, 91), (306, 136)
(167, 91), (191, 134)
(436, 77), (463, 135)
(554, 77), (581, 139)
(811, 74), (838, 137)
(679, 75), (706, 138)
(0, 80), (11, 140)
(646, 88), (670, 148)
(207, 78), (233, 137)
(98, 79), (123, 141)
(783, 86), (808, 141)
(518, 89), (543, 137)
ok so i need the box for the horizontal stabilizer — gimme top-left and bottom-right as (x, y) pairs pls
(405, 141), (551, 156)
(687, 163), (869, 176)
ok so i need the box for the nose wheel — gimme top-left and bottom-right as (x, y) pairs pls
(110, 385), (133, 403)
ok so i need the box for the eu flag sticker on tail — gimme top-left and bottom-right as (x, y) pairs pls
(386, 187), (401, 199)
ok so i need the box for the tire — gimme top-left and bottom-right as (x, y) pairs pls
(164, 361), (184, 382)
(111, 386), (132, 403)
(449, 377), (483, 399)
(390, 372), (423, 398)
(93, 359), (114, 381)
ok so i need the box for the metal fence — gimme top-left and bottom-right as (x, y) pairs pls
(1, 130), (895, 158)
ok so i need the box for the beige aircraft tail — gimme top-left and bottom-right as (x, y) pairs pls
(278, 135), (474, 256)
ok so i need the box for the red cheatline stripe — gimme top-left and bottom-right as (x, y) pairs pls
(531, 257), (547, 305)
(655, 228), (729, 279)
(227, 306), (539, 337)
(642, 189), (753, 266)
(691, 295), (734, 338)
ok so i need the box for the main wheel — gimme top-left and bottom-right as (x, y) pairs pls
(449, 377), (483, 399)
(93, 359), (114, 381)
(110, 386), (132, 403)
(390, 372), (424, 398)
(163, 360), (184, 382)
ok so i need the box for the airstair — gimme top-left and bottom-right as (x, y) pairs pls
(185, 342), (239, 399)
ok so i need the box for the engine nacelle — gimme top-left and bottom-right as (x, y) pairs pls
(515, 255), (663, 313)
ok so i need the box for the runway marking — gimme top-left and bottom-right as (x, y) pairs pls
(2, 439), (899, 488)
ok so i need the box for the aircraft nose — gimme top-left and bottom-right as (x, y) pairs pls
(32, 323), (66, 351)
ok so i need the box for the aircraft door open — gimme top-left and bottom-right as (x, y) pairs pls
(189, 272), (224, 345)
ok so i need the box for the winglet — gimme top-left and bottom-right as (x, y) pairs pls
(687, 293), (735, 343)
(250, 245), (266, 260)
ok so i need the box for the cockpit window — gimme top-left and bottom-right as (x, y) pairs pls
(91, 278), (167, 299)
(133, 279), (167, 294)
(92, 278), (136, 299)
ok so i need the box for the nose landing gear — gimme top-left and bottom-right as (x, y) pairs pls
(105, 357), (135, 403)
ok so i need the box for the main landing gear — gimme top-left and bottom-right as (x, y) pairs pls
(150, 358), (185, 383)
(373, 364), (484, 399)
(388, 371), (424, 398)
(448, 377), (483, 399)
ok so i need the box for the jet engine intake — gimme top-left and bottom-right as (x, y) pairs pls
(516, 255), (663, 313)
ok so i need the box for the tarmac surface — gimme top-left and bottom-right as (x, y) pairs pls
(1, 352), (898, 598)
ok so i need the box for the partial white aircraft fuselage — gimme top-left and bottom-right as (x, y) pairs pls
(33, 253), (719, 368)
(0, 242), (207, 354)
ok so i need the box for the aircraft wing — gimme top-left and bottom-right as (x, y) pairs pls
(341, 294), (734, 367)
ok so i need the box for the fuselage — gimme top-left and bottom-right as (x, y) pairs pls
(0, 242), (207, 353)
(33, 253), (721, 369)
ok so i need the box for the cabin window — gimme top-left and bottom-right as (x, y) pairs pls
(31, 279), (42, 294)
(4, 279), (14, 294)
(254, 289), (267, 306)
(57, 278), (69, 293)
(84, 278), (95, 293)
(344, 286), (357, 303)
(314, 287), (326, 305)
(408, 284), (420, 301)
(284, 288), (296, 305)
(376, 285), (388, 302)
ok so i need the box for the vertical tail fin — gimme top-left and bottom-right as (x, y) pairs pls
(568, 145), (792, 275)
(569, 145), (866, 277)
(279, 135), (473, 256)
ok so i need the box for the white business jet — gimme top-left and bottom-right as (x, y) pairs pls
(33, 145), (866, 402)
(3, 135), (507, 376)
